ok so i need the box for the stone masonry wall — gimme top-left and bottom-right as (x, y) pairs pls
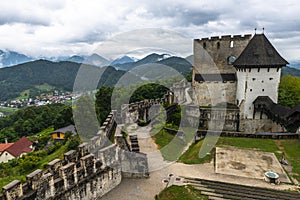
(1, 143), (122, 200)
(0, 112), (137, 200)
(192, 34), (252, 106)
(193, 34), (252, 74)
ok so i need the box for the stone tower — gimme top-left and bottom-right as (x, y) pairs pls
(193, 34), (252, 106)
(234, 34), (288, 119)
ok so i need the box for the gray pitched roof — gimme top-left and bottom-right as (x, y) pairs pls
(53, 125), (76, 136)
(253, 96), (291, 117)
(234, 34), (288, 68)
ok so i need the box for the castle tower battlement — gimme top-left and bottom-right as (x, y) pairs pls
(193, 34), (252, 106)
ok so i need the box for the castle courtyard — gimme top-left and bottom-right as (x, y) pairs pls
(101, 126), (298, 200)
(215, 147), (291, 183)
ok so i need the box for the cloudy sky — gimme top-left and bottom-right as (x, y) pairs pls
(0, 0), (300, 61)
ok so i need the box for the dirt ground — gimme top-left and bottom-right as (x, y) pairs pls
(215, 147), (291, 183)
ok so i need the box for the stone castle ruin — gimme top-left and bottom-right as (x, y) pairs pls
(1, 33), (299, 200)
(0, 92), (177, 200)
(0, 110), (151, 200)
(175, 33), (299, 134)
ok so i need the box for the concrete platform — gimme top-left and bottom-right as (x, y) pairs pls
(215, 146), (291, 183)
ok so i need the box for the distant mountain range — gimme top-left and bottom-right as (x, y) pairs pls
(111, 53), (192, 74)
(282, 66), (300, 78)
(110, 55), (136, 66)
(0, 49), (299, 101)
(0, 60), (131, 101)
(0, 50), (33, 67)
(0, 50), (113, 68)
(64, 54), (111, 66)
(288, 61), (300, 70)
(0, 53), (193, 101)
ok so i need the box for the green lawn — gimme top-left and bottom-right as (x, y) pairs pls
(179, 137), (279, 164)
(277, 140), (300, 182)
(179, 139), (213, 164)
(152, 127), (201, 162)
(178, 136), (300, 183)
(157, 185), (208, 200)
(152, 129), (175, 149)
(217, 137), (278, 152)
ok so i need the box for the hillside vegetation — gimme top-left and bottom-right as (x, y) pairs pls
(0, 104), (73, 143)
(0, 60), (127, 101)
(278, 75), (300, 108)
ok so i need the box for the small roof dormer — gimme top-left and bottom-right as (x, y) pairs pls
(234, 34), (288, 68)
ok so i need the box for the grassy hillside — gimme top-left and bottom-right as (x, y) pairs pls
(0, 60), (128, 101)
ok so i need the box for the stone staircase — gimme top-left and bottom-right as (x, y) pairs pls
(129, 135), (140, 152)
(182, 177), (300, 200)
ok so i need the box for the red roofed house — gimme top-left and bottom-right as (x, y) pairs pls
(0, 137), (33, 163)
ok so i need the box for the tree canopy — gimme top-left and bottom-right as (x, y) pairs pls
(0, 104), (73, 143)
(278, 75), (300, 108)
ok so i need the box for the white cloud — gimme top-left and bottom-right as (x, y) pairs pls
(0, 0), (299, 61)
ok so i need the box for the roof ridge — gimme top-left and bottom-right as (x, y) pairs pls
(234, 34), (288, 67)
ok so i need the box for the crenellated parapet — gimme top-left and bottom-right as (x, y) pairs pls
(1, 144), (122, 200)
(194, 34), (252, 43)
(88, 112), (117, 156)
(120, 91), (174, 124)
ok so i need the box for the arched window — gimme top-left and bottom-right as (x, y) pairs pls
(230, 41), (234, 48)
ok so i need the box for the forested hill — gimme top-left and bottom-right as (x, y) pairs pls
(0, 60), (128, 101)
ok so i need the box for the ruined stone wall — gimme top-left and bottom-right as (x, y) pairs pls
(1, 144), (122, 200)
(1, 109), (150, 200)
(193, 34), (252, 74)
(121, 91), (174, 124)
(182, 105), (240, 132)
(89, 112), (117, 157)
(193, 81), (237, 106)
(171, 79), (190, 104)
(182, 105), (200, 127)
(192, 34), (252, 106)
(240, 117), (286, 134)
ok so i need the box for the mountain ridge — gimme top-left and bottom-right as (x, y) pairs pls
(0, 60), (128, 101)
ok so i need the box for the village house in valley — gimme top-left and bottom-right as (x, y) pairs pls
(51, 124), (76, 141)
(0, 136), (33, 163)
